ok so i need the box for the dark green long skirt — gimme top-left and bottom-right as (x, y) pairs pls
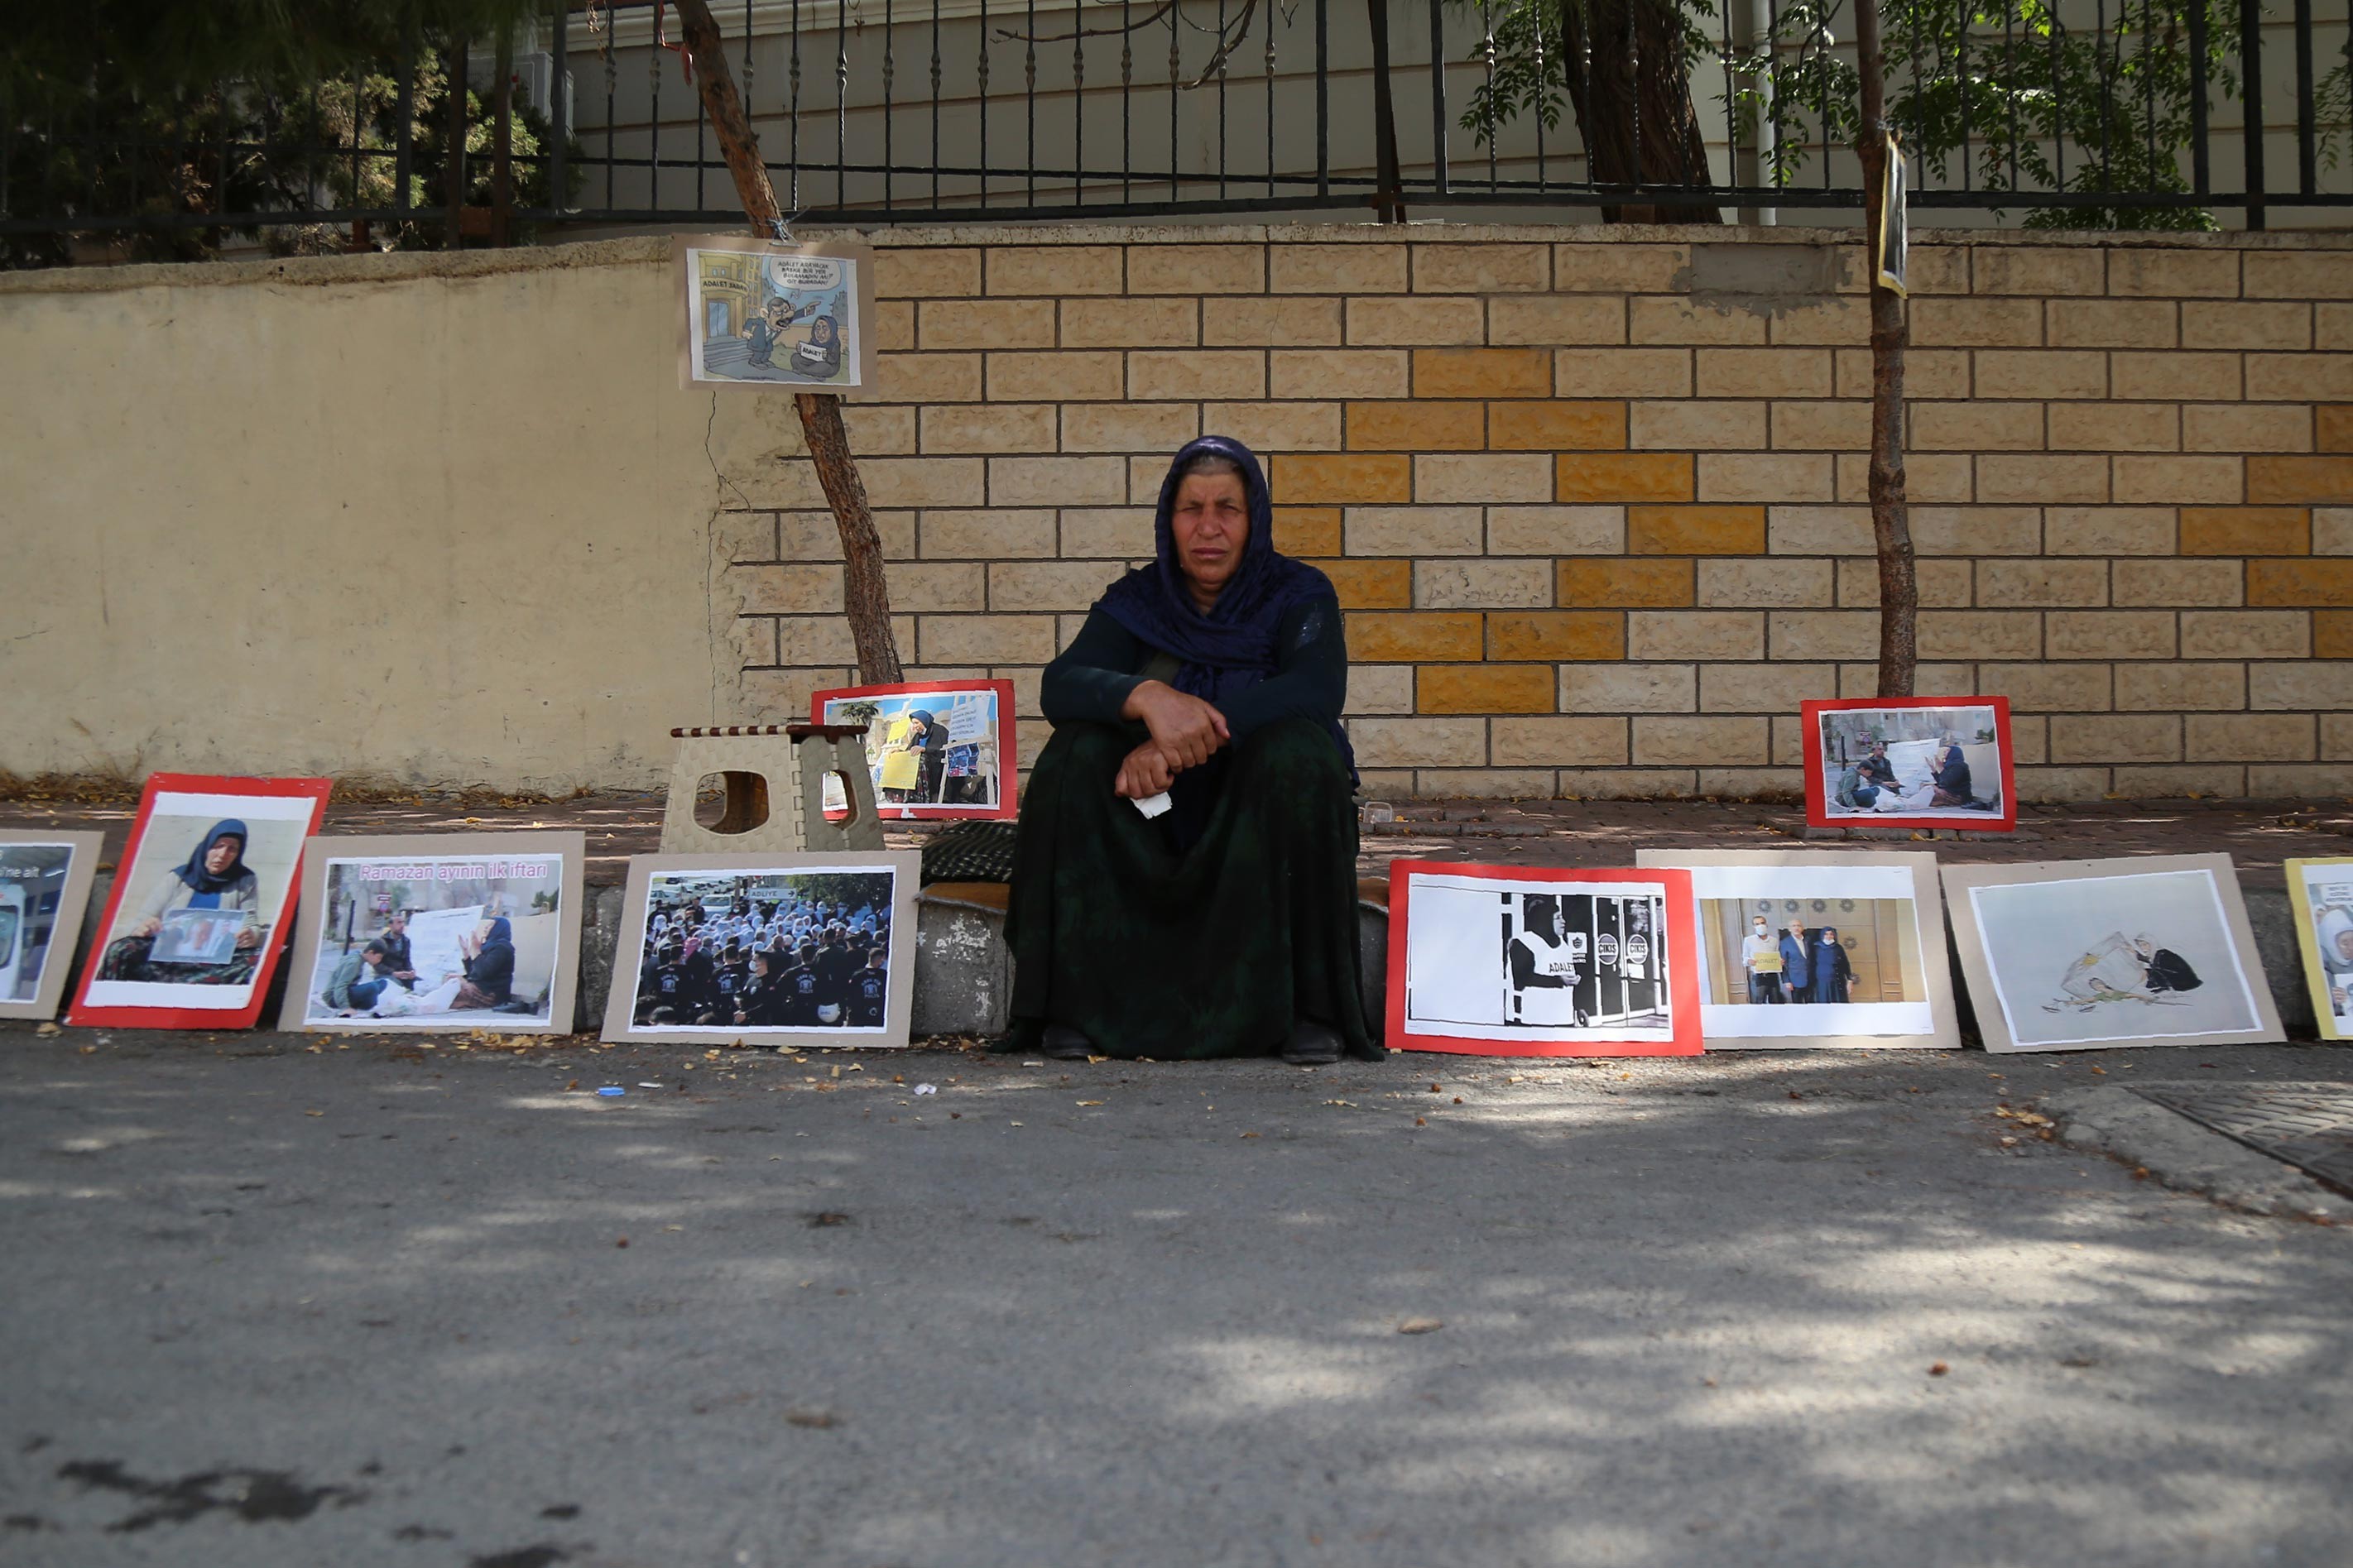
(998, 718), (1378, 1061)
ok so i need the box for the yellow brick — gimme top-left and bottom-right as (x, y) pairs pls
(2314, 611), (2353, 656)
(1269, 453), (1413, 505)
(1126, 243), (1265, 295)
(2250, 456), (2353, 504)
(1416, 453), (1555, 504)
(1126, 349), (1265, 401)
(1204, 298), (1343, 347)
(2048, 403), (2180, 453)
(1698, 453), (1836, 503)
(2180, 611), (2310, 659)
(1977, 454), (2110, 505)
(1974, 350), (2108, 400)
(1487, 611), (1627, 662)
(1302, 558), (1413, 610)
(1414, 348), (1553, 399)
(1347, 295), (1485, 346)
(1060, 403), (1200, 453)
(986, 350), (1124, 401)
(1551, 243), (1689, 292)
(1770, 400), (1871, 451)
(2114, 455), (2245, 506)
(2111, 352), (2243, 401)
(2183, 300), (2312, 351)
(1626, 505), (1766, 556)
(1273, 507), (1343, 558)
(2250, 560), (2353, 606)
(1694, 348), (1833, 398)
(1268, 349), (1410, 400)
(2046, 298), (2178, 348)
(1556, 558), (1695, 608)
(1202, 401), (1338, 453)
(2247, 354), (2353, 402)
(985, 244), (1124, 295)
(1347, 401), (1485, 451)
(919, 297), (1056, 350)
(1490, 717), (1630, 766)
(1628, 400), (1767, 450)
(1634, 716), (1770, 767)
(1556, 453), (1695, 503)
(1488, 400), (1628, 451)
(1911, 401), (2045, 451)
(1911, 297), (2043, 348)
(872, 247), (981, 299)
(2184, 404), (2312, 454)
(1060, 297), (1198, 348)
(2106, 249), (2239, 297)
(1270, 243), (1409, 294)
(1348, 612), (1486, 662)
(876, 351), (984, 403)
(2243, 252), (2353, 300)
(2322, 406), (2353, 452)
(1630, 298), (1767, 346)
(2180, 506), (2311, 556)
(919, 404), (1058, 454)
(872, 299), (915, 352)
(1976, 245), (2104, 296)
(1412, 242), (1552, 292)
(1417, 664), (1558, 714)
(1555, 348), (1693, 398)
(1487, 296), (1627, 347)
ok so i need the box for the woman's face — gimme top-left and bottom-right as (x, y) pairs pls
(813, 319), (835, 344)
(1170, 472), (1248, 599)
(204, 836), (243, 875)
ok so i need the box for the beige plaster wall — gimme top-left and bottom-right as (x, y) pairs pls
(0, 237), (785, 790)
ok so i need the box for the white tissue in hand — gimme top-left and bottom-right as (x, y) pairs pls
(1133, 791), (1173, 818)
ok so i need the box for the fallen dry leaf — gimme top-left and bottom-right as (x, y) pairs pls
(1076, 1100), (1104, 1107)
(1398, 1317), (1443, 1335)
(1928, 1362), (1948, 1377)
(785, 1409), (838, 1429)
(35, 1022), (61, 1038)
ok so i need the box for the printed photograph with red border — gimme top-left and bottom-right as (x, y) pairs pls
(1801, 696), (2016, 833)
(810, 679), (1016, 822)
(1385, 861), (1702, 1057)
(67, 774), (332, 1029)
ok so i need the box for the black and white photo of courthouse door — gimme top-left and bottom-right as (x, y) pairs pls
(660, 724), (884, 856)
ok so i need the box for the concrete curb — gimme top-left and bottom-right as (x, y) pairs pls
(2046, 1086), (2353, 1222)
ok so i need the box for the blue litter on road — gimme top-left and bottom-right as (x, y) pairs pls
(596, 1086), (625, 1097)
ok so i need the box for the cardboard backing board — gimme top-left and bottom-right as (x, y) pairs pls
(0, 831), (103, 1022)
(2279, 856), (2353, 1042)
(675, 234), (879, 395)
(812, 679), (1018, 822)
(1802, 696), (2017, 833)
(1385, 860), (1702, 1057)
(67, 774), (332, 1030)
(601, 851), (920, 1048)
(1635, 847), (1960, 1050)
(1942, 854), (2283, 1053)
(276, 832), (588, 1035)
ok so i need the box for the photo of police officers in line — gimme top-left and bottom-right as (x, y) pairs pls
(630, 871), (893, 1031)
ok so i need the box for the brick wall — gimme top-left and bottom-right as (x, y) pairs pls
(727, 224), (2353, 802)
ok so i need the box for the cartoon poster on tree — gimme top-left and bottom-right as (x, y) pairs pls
(675, 235), (877, 394)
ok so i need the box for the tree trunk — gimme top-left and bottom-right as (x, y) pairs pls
(1558, 0), (1724, 223)
(1853, 0), (1918, 698)
(670, 0), (904, 687)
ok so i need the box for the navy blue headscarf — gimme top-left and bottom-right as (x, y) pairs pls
(171, 820), (250, 894)
(1097, 435), (1352, 771)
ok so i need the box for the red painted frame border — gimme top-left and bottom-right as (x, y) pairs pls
(66, 773), (333, 1030)
(809, 679), (1019, 821)
(1384, 860), (1703, 1057)
(1800, 696), (2018, 834)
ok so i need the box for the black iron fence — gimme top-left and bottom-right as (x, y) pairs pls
(4, 0), (2350, 262)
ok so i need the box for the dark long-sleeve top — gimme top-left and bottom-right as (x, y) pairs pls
(1040, 597), (1349, 741)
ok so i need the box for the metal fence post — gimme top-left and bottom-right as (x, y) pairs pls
(2241, 0), (2266, 229)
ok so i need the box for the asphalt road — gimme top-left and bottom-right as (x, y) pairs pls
(5, 1031), (2352, 1568)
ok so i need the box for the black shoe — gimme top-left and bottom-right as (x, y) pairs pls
(1280, 1020), (1344, 1066)
(1040, 1024), (1094, 1061)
